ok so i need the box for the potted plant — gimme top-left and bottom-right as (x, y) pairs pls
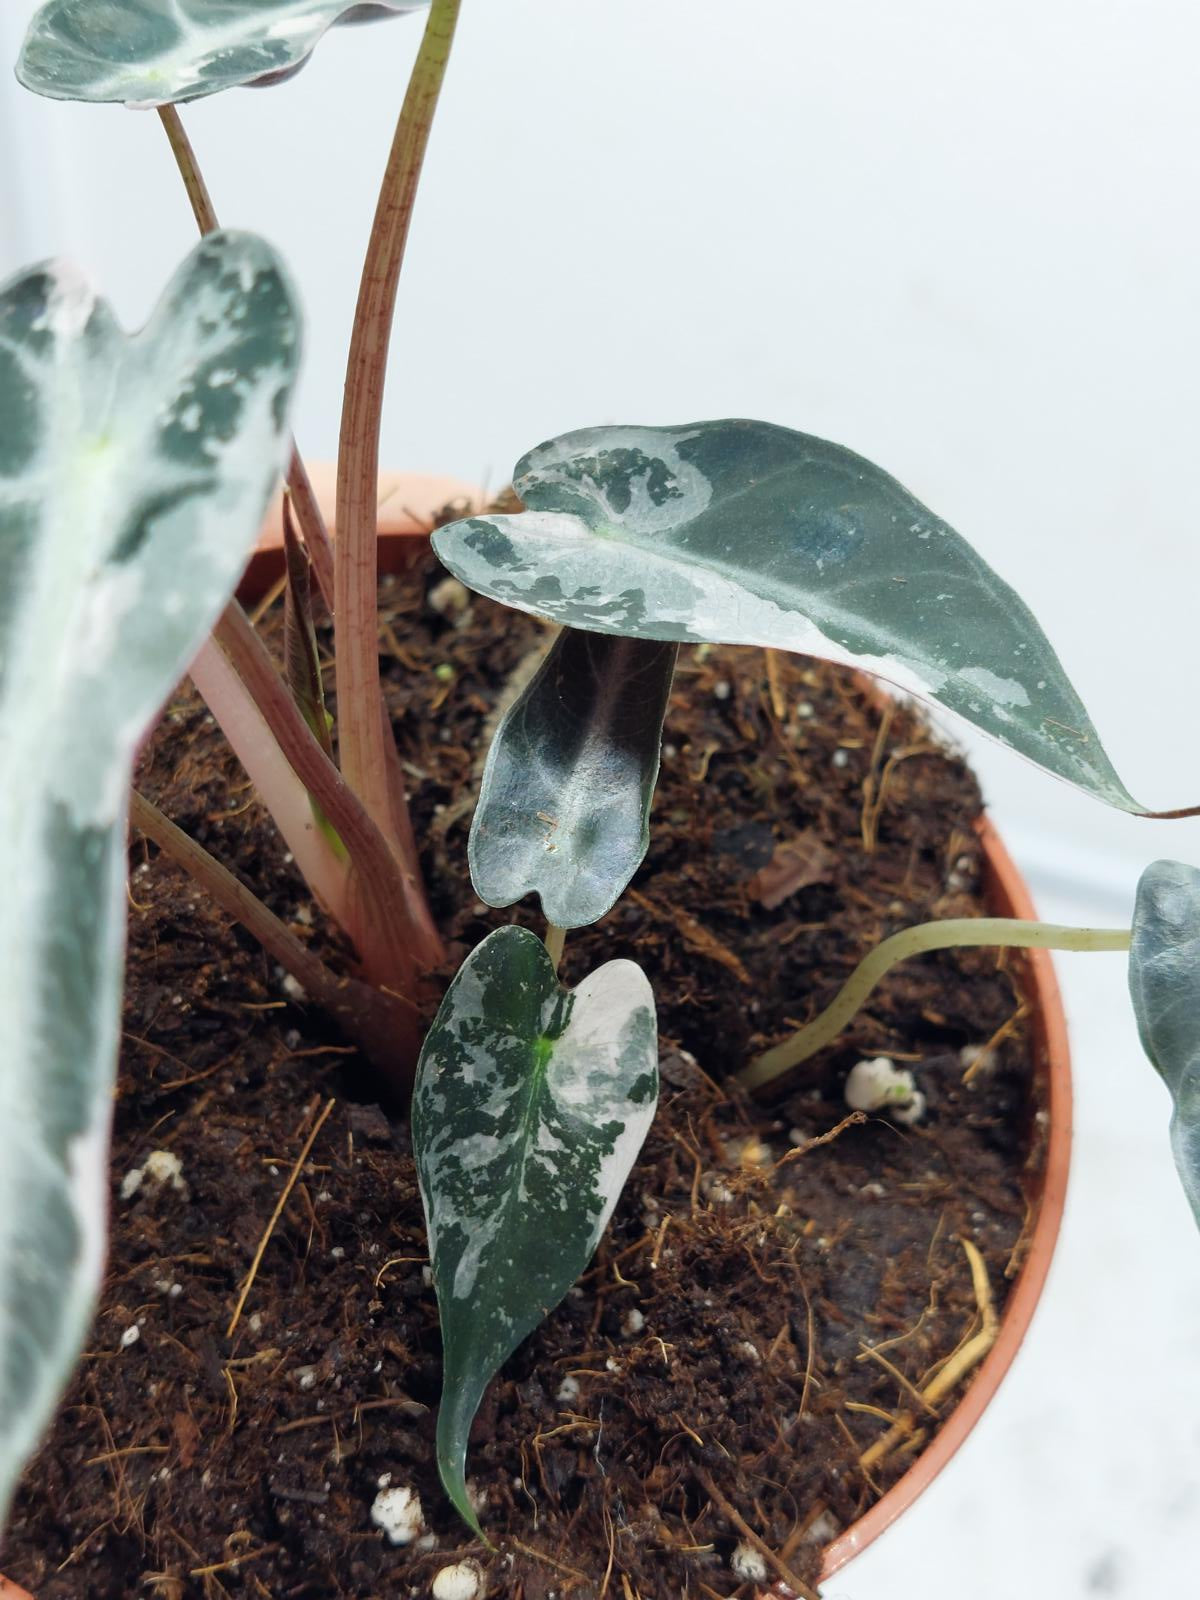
(3, 4), (1199, 1597)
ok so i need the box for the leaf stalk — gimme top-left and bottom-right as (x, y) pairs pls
(211, 601), (431, 1021)
(156, 104), (336, 607)
(545, 923), (566, 972)
(334, 0), (462, 841)
(741, 917), (1132, 1089)
(130, 792), (415, 1089)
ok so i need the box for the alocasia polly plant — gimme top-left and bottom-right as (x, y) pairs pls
(3, 0), (1199, 1560)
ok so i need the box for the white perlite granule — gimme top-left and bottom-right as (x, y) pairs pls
(730, 1540), (768, 1582)
(431, 1560), (484, 1600)
(844, 1056), (926, 1124)
(120, 1148), (187, 1200)
(370, 1485), (423, 1545)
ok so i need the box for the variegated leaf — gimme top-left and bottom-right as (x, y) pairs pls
(470, 631), (678, 929)
(432, 419), (1144, 812)
(1129, 860), (1200, 1227)
(0, 231), (301, 1528)
(413, 926), (658, 1533)
(18, 0), (430, 107)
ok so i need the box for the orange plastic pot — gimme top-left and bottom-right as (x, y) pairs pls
(238, 463), (481, 606)
(247, 474), (1074, 1583)
(0, 480), (1071, 1597)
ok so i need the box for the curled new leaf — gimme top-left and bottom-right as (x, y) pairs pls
(432, 419), (1147, 813)
(1129, 860), (1200, 1227)
(413, 926), (658, 1534)
(0, 232), (301, 1528)
(18, 0), (430, 107)
(470, 631), (678, 928)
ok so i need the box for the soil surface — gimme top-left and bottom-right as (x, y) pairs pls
(4, 547), (1043, 1600)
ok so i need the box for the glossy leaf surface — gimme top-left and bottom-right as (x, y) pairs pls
(0, 232), (301, 1527)
(413, 926), (658, 1533)
(432, 419), (1142, 811)
(1130, 860), (1200, 1227)
(470, 631), (678, 928)
(18, 0), (430, 107)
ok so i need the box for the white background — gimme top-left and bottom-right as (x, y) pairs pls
(3, 4), (1200, 1596)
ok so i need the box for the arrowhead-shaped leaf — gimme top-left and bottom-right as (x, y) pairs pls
(413, 926), (658, 1534)
(0, 231), (301, 1527)
(470, 631), (678, 929)
(1129, 860), (1200, 1227)
(432, 419), (1143, 812)
(18, 0), (430, 107)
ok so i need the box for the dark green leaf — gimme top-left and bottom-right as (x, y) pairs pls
(470, 631), (678, 929)
(413, 926), (658, 1534)
(1130, 860), (1200, 1226)
(432, 419), (1144, 812)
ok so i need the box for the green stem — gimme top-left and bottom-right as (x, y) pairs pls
(130, 790), (417, 1091)
(545, 923), (567, 973)
(740, 917), (1132, 1091)
(156, 104), (336, 610)
(334, 0), (462, 840)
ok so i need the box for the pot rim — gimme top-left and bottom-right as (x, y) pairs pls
(0, 492), (1071, 1599)
(238, 466), (480, 605)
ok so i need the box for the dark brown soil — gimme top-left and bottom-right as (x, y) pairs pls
(3, 549), (1043, 1600)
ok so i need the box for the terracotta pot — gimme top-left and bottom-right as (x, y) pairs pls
(250, 487), (1072, 1581)
(246, 477), (1074, 1582)
(238, 463), (482, 605)
(0, 486), (1070, 1596)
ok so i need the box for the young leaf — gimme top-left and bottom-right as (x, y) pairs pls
(18, 0), (430, 107)
(1129, 860), (1200, 1227)
(470, 631), (678, 928)
(0, 232), (301, 1528)
(413, 926), (658, 1534)
(432, 419), (1146, 813)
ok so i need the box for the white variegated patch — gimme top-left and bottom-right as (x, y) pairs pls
(1130, 861), (1200, 1229)
(0, 232), (301, 1530)
(432, 419), (1144, 813)
(18, 0), (429, 107)
(413, 926), (658, 1534)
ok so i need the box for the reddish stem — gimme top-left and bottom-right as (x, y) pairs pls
(334, 0), (462, 858)
(131, 791), (417, 1089)
(211, 601), (430, 1011)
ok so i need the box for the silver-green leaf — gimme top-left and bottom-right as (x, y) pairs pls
(1129, 860), (1200, 1227)
(0, 231), (302, 1528)
(431, 419), (1144, 813)
(18, 0), (430, 107)
(470, 631), (678, 929)
(413, 925), (658, 1534)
